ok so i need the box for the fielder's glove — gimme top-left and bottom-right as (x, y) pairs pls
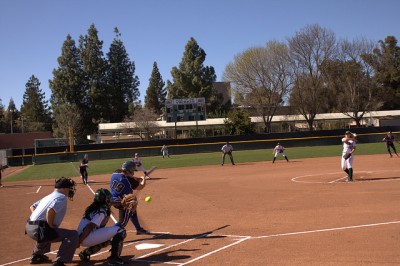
(343, 152), (352, 160)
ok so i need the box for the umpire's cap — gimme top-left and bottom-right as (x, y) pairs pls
(122, 161), (136, 175)
(55, 177), (76, 189)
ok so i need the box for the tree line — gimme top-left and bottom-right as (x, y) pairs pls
(0, 24), (399, 141)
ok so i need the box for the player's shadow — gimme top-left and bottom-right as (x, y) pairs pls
(126, 224), (230, 244)
(356, 176), (400, 182)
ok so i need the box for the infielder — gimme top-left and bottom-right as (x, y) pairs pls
(77, 188), (127, 266)
(132, 153), (148, 176)
(221, 142), (235, 166)
(341, 131), (357, 182)
(272, 143), (289, 163)
(382, 131), (399, 158)
(26, 177), (78, 266)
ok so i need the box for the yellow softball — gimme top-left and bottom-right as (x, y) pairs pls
(145, 196), (152, 203)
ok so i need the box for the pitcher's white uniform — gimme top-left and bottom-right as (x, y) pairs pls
(341, 138), (356, 170)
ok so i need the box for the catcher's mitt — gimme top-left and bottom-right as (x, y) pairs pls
(120, 194), (138, 212)
(343, 152), (352, 160)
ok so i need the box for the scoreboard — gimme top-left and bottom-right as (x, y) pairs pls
(165, 98), (206, 123)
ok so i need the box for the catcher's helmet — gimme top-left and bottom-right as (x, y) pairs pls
(122, 161), (136, 175)
(94, 188), (112, 205)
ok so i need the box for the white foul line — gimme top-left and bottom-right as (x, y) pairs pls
(252, 220), (400, 239)
(178, 236), (251, 266)
(135, 233), (210, 259)
(36, 186), (42, 193)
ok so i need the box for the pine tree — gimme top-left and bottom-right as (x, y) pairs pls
(5, 98), (19, 133)
(106, 28), (140, 122)
(0, 98), (6, 133)
(49, 34), (87, 141)
(166, 37), (221, 114)
(20, 75), (52, 131)
(363, 36), (400, 109)
(79, 24), (108, 130)
(145, 62), (166, 114)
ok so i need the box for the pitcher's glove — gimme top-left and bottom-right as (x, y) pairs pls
(120, 194), (138, 212)
(343, 152), (352, 160)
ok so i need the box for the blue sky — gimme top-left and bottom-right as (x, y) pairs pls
(0, 0), (399, 110)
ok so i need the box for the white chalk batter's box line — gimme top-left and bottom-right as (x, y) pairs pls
(1, 220), (400, 266)
(292, 170), (400, 184)
(124, 220), (400, 265)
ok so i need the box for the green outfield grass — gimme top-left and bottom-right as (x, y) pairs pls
(5, 142), (388, 182)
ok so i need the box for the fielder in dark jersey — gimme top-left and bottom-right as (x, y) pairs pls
(382, 131), (399, 158)
(80, 154), (89, 185)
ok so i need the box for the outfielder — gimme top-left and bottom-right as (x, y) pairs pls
(77, 188), (127, 266)
(272, 143), (289, 163)
(382, 131), (399, 158)
(221, 141), (235, 166)
(341, 131), (357, 182)
(161, 145), (170, 158)
(110, 161), (150, 235)
(25, 177), (78, 266)
(132, 153), (148, 176)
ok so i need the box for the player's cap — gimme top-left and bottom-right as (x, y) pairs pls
(345, 131), (351, 134)
(135, 153), (139, 156)
(388, 131), (392, 134)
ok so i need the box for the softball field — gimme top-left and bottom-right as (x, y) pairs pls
(0, 154), (399, 265)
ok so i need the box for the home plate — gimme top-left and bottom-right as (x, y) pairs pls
(135, 243), (164, 250)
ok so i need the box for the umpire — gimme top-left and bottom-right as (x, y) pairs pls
(26, 177), (79, 266)
(221, 141), (235, 166)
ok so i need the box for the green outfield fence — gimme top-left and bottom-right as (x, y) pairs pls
(5, 126), (399, 166)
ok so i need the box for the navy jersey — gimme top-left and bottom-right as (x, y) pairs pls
(80, 158), (88, 170)
(383, 135), (394, 145)
(110, 173), (134, 204)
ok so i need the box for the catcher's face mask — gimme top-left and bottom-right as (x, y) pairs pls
(68, 183), (76, 200)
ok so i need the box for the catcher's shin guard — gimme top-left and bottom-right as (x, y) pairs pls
(80, 240), (112, 261)
(110, 229), (127, 258)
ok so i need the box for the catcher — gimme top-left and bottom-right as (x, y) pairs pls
(341, 131), (357, 182)
(272, 143), (289, 163)
(221, 141), (235, 166)
(77, 188), (127, 266)
(110, 161), (149, 235)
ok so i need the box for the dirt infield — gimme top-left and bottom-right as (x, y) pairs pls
(0, 154), (399, 265)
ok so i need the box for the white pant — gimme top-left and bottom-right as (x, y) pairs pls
(274, 151), (286, 157)
(341, 154), (354, 170)
(81, 225), (123, 247)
